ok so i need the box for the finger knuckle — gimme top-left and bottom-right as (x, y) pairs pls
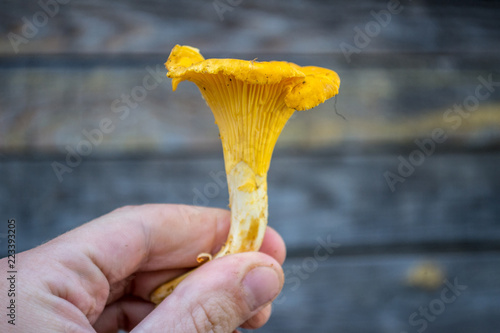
(189, 298), (236, 333)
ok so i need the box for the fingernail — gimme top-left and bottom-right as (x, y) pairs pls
(242, 266), (281, 311)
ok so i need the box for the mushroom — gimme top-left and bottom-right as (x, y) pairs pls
(150, 45), (340, 304)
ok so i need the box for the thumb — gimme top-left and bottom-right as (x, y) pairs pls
(133, 252), (284, 333)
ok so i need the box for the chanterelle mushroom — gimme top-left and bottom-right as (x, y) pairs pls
(150, 45), (340, 304)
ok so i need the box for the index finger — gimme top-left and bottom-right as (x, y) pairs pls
(51, 204), (285, 285)
(54, 204), (231, 284)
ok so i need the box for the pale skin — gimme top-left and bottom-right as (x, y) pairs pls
(0, 204), (286, 332)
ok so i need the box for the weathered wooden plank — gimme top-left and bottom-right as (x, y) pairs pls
(1, 1), (500, 55)
(1, 63), (499, 153)
(1, 152), (499, 256)
(260, 253), (500, 333)
(1, 1), (499, 331)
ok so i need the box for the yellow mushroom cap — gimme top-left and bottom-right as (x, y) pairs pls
(166, 45), (340, 111)
(165, 45), (340, 175)
(285, 65), (341, 111)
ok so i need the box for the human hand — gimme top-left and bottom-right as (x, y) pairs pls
(0, 204), (286, 332)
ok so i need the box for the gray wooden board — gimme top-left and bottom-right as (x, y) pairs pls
(1, 62), (500, 153)
(1, 151), (499, 256)
(259, 252), (500, 333)
(2, 1), (500, 330)
(1, 1), (500, 55)
(1, 153), (499, 332)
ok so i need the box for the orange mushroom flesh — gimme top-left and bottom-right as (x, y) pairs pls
(150, 45), (340, 304)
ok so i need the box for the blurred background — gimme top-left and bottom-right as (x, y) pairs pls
(1, 0), (500, 332)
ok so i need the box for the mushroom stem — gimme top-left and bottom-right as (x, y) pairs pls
(150, 271), (190, 304)
(150, 161), (268, 305)
(215, 161), (268, 257)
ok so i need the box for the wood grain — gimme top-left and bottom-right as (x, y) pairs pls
(1, 1), (500, 55)
(264, 253), (500, 333)
(1, 1), (500, 332)
(1, 152), (499, 255)
(1, 58), (499, 153)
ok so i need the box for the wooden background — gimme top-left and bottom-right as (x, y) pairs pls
(1, 0), (500, 332)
